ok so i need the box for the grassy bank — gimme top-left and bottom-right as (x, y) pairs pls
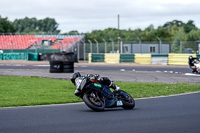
(0, 75), (199, 107)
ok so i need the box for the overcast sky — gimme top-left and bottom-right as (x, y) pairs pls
(0, 0), (200, 33)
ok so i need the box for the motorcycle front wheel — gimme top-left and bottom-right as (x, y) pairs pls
(121, 91), (135, 109)
(83, 91), (105, 111)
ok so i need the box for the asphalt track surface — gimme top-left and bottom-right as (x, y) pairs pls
(0, 62), (200, 84)
(0, 92), (200, 133)
(0, 64), (191, 73)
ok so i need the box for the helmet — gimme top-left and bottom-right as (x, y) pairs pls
(70, 72), (81, 85)
(189, 56), (193, 60)
(94, 74), (100, 80)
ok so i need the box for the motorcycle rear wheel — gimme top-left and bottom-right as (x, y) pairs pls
(83, 91), (105, 111)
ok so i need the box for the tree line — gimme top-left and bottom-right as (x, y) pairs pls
(0, 16), (60, 34)
(83, 20), (200, 53)
(1, 16), (200, 52)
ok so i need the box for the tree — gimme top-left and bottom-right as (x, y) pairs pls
(0, 16), (15, 33)
(183, 20), (197, 33)
(38, 17), (60, 34)
(67, 30), (80, 35)
(141, 24), (157, 41)
(163, 20), (184, 28)
(13, 17), (60, 34)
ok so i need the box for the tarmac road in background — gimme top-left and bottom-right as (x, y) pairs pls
(0, 61), (199, 84)
(0, 62), (191, 73)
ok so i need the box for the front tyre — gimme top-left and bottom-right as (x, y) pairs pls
(83, 91), (105, 111)
(121, 92), (135, 109)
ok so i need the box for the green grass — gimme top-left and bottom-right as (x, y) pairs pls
(0, 75), (199, 107)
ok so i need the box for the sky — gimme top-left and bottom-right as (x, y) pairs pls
(0, 0), (200, 33)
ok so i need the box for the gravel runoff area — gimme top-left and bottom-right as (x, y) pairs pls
(0, 60), (199, 85)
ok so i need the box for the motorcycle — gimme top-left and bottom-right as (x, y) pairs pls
(189, 56), (200, 74)
(75, 77), (135, 111)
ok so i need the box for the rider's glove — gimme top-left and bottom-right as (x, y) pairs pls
(115, 86), (120, 91)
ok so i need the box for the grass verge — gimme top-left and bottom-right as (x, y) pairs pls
(0, 75), (199, 107)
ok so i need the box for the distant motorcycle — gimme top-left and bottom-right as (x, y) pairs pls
(75, 77), (135, 111)
(188, 56), (200, 74)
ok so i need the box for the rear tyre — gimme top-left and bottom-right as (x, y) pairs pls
(83, 91), (105, 111)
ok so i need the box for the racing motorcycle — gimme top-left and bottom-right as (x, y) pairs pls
(75, 77), (135, 111)
(188, 56), (200, 74)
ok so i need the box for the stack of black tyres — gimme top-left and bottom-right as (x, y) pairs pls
(49, 61), (74, 73)
(63, 61), (74, 73)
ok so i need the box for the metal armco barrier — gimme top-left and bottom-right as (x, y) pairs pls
(168, 54), (196, 65)
(135, 54), (151, 64)
(120, 54), (134, 63)
(151, 54), (168, 65)
(105, 53), (120, 63)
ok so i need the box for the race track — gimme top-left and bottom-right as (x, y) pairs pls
(0, 92), (200, 133)
(0, 62), (199, 84)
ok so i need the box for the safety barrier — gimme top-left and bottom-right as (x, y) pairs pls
(91, 54), (104, 62)
(134, 54), (151, 64)
(28, 53), (38, 61)
(1, 49), (60, 53)
(0, 53), (2, 60)
(105, 53), (120, 63)
(168, 54), (196, 65)
(0, 52), (38, 61)
(120, 54), (134, 63)
(3, 53), (28, 60)
(88, 53), (92, 63)
(151, 54), (168, 65)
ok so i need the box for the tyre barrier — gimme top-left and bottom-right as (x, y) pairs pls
(91, 53), (104, 62)
(168, 54), (196, 65)
(49, 61), (74, 73)
(105, 53), (120, 63)
(120, 54), (134, 63)
(135, 54), (151, 64)
(151, 54), (168, 65)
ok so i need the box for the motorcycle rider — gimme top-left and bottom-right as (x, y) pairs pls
(189, 56), (198, 72)
(189, 56), (197, 66)
(70, 72), (120, 96)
